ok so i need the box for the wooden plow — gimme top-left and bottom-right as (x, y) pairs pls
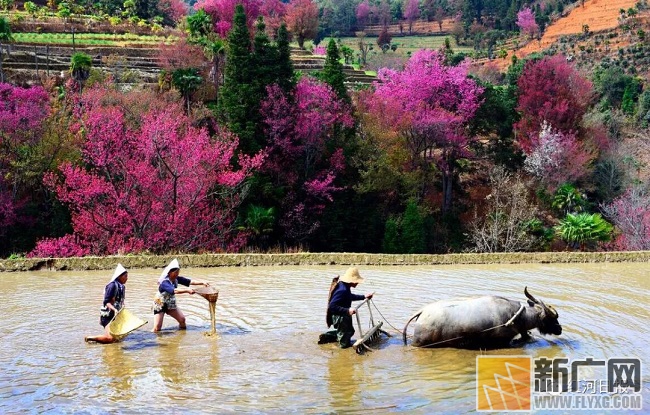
(352, 298), (391, 354)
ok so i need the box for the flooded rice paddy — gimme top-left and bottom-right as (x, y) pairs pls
(1, 263), (649, 413)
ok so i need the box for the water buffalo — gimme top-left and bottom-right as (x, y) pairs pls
(402, 287), (562, 349)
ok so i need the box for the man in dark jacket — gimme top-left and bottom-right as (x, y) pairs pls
(318, 267), (374, 348)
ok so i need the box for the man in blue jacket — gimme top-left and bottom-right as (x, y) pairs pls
(319, 267), (374, 348)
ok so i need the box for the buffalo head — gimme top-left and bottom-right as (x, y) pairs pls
(525, 286), (562, 336)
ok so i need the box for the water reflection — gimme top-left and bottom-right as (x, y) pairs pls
(159, 331), (188, 385)
(326, 349), (363, 410)
(102, 344), (137, 401)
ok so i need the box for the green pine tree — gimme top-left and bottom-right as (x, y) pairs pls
(382, 217), (400, 253)
(253, 16), (277, 92)
(317, 39), (349, 103)
(621, 82), (639, 115)
(275, 23), (295, 94)
(401, 200), (426, 253)
(219, 4), (258, 155)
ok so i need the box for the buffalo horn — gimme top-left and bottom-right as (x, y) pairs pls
(538, 300), (555, 318)
(524, 286), (539, 304)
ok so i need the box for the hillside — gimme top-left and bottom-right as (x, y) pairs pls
(517, 0), (638, 56)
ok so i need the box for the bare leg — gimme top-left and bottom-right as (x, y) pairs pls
(166, 308), (187, 329)
(152, 312), (165, 332)
(85, 326), (116, 344)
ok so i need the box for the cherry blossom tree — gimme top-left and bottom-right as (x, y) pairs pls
(285, 0), (319, 49)
(158, 35), (206, 73)
(259, 0), (286, 35)
(601, 187), (650, 250)
(363, 49), (483, 214)
(404, 0), (420, 34)
(356, 0), (371, 29)
(523, 121), (594, 192)
(261, 77), (353, 243)
(0, 83), (50, 231)
(194, 0), (262, 37)
(516, 7), (539, 39)
(515, 55), (595, 153)
(157, 0), (188, 23)
(30, 85), (262, 257)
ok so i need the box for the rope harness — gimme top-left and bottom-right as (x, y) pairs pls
(350, 298), (528, 351)
(406, 304), (526, 349)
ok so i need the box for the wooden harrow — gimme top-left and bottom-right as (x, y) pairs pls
(352, 298), (391, 354)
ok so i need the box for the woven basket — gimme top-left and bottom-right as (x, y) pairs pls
(108, 308), (148, 341)
(193, 286), (219, 302)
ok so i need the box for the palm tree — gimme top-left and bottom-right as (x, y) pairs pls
(241, 205), (276, 249)
(171, 68), (203, 113)
(555, 212), (613, 251)
(0, 16), (14, 83)
(552, 183), (586, 216)
(186, 10), (225, 103)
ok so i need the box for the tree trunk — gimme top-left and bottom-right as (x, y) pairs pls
(298, 35), (305, 49)
(441, 168), (453, 215)
(211, 54), (222, 104)
(0, 42), (4, 83)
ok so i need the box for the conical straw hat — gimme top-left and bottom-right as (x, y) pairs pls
(339, 267), (365, 284)
(110, 263), (127, 282)
(159, 258), (180, 282)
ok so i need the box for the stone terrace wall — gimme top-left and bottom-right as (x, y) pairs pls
(1, 251), (650, 272)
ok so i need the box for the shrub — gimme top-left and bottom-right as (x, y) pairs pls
(554, 212), (613, 250)
(467, 166), (543, 252)
(401, 200), (426, 253)
(552, 183), (586, 215)
(382, 217), (400, 253)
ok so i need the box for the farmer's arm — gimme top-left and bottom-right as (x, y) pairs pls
(175, 277), (195, 294)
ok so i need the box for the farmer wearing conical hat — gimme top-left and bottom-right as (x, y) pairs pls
(152, 259), (210, 332)
(318, 267), (374, 348)
(85, 263), (129, 344)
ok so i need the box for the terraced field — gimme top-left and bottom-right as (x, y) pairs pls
(517, 0), (638, 57)
(11, 32), (177, 46)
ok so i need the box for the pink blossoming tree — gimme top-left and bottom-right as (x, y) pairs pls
(602, 187), (650, 250)
(364, 49), (483, 214)
(157, 0), (189, 23)
(515, 55), (594, 153)
(404, 0), (420, 34)
(523, 121), (594, 192)
(30, 85), (262, 257)
(194, 0), (263, 37)
(0, 83), (50, 231)
(516, 7), (539, 39)
(261, 77), (353, 243)
(356, 0), (371, 29)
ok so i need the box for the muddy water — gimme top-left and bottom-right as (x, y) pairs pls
(1, 263), (649, 413)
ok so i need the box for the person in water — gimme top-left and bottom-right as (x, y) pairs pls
(85, 263), (129, 344)
(319, 267), (374, 348)
(152, 258), (210, 332)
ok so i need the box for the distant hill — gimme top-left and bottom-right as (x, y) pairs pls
(478, 0), (645, 74)
(517, 0), (638, 57)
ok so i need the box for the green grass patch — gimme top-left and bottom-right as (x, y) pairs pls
(317, 35), (474, 57)
(12, 32), (177, 46)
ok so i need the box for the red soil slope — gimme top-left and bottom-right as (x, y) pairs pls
(517, 0), (637, 57)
